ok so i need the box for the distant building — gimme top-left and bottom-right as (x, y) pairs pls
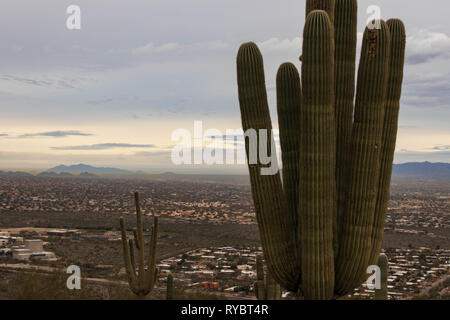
(200, 282), (219, 289)
(11, 239), (56, 261)
(12, 248), (32, 260)
(46, 229), (79, 238)
(25, 239), (43, 252)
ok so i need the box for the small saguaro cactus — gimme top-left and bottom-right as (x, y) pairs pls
(236, 0), (406, 299)
(166, 274), (174, 300)
(120, 192), (159, 297)
(254, 255), (282, 300)
(374, 253), (389, 300)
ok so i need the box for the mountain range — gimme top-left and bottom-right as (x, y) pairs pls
(391, 162), (450, 179)
(50, 162), (450, 179)
(0, 162), (449, 180)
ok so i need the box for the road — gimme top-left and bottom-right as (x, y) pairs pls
(0, 263), (127, 286)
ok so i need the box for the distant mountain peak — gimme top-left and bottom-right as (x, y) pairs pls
(392, 162), (450, 179)
(49, 164), (128, 173)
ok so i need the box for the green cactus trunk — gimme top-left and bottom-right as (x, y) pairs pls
(299, 10), (336, 300)
(333, 0), (358, 256)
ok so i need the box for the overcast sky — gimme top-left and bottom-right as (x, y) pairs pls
(0, 0), (449, 171)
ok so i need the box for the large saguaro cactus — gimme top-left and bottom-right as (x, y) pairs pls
(236, 0), (406, 299)
(120, 192), (159, 297)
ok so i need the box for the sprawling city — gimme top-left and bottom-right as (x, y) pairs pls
(0, 171), (448, 300)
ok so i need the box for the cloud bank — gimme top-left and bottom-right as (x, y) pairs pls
(51, 143), (156, 151)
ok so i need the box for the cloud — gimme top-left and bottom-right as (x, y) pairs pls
(131, 40), (229, 56)
(206, 131), (280, 142)
(406, 29), (450, 65)
(18, 130), (93, 138)
(402, 71), (450, 108)
(85, 98), (114, 105)
(256, 37), (301, 54)
(207, 134), (245, 141)
(0, 133), (8, 137)
(134, 151), (171, 157)
(132, 43), (181, 55)
(51, 143), (155, 151)
(0, 74), (53, 87)
(431, 145), (450, 151)
(0, 74), (88, 90)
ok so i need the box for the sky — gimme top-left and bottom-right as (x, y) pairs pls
(0, 0), (449, 171)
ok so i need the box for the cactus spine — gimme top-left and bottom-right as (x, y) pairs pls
(254, 255), (282, 300)
(120, 192), (159, 297)
(166, 274), (174, 300)
(374, 253), (389, 300)
(236, 0), (406, 299)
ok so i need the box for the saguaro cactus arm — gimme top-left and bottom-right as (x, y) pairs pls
(128, 239), (136, 272)
(254, 255), (266, 300)
(276, 63), (302, 255)
(145, 218), (159, 290)
(334, 0), (358, 255)
(120, 217), (138, 291)
(369, 19), (406, 266)
(237, 42), (300, 291)
(335, 20), (391, 295)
